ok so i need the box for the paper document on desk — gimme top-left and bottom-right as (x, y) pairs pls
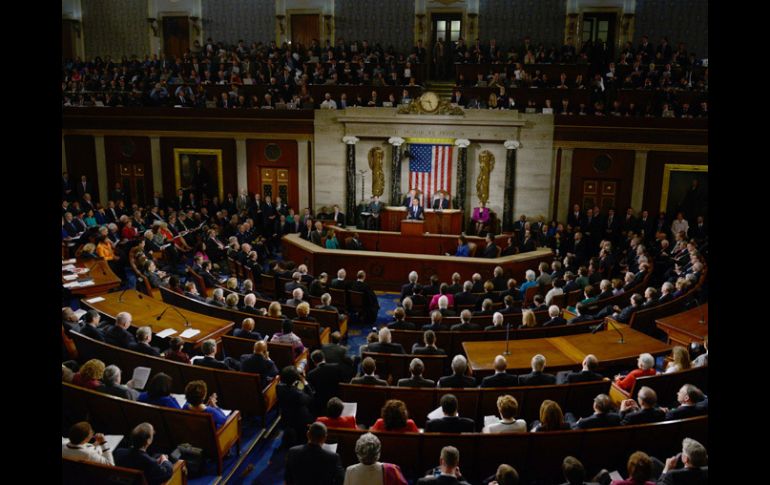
(63, 274), (78, 281)
(179, 328), (201, 338)
(427, 406), (444, 421)
(85, 296), (105, 304)
(322, 443), (338, 453)
(63, 282), (79, 288)
(131, 367), (152, 390)
(156, 328), (177, 338)
(341, 402), (357, 417)
(62, 259), (76, 265)
(77, 281), (95, 287)
(62, 264), (76, 271)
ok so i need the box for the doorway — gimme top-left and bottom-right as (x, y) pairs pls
(162, 16), (190, 59)
(291, 14), (320, 51)
(581, 12), (616, 63)
(580, 179), (618, 213)
(260, 167), (292, 206)
(430, 13), (462, 80)
(116, 163), (148, 208)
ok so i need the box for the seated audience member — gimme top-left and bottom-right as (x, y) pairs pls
(420, 310), (444, 332)
(224, 292), (240, 311)
(438, 355), (477, 388)
(454, 280), (478, 308)
(72, 359), (106, 390)
(351, 357), (388, 386)
(519, 269), (537, 299)
(240, 340), (279, 381)
(412, 329), (446, 355)
(619, 386), (666, 425)
(370, 399), (420, 433)
(480, 355), (519, 387)
(605, 450), (655, 485)
(518, 354), (556, 386)
(545, 278), (565, 305)
(234, 317), (263, 340)
(499, 295), (521, 314)
(559, 456), (593, 485)
(163, 336), (191, 364)
(484, 464), (519, 485)
(316, 397), (357, 429)
(473, 297), (495, 316)
(271, 316), (307, 358)
(387, 307), (416, 330)
(286, 287), (305, 307)
(559, 354), (604, 384)
(367, 327), (405, 354)
(417, 446), (471, 485)
(343, 432), (407, 485)
(105, 311), (136, 349)
(530, 294), (547, 312)
(657, 438), (708, 484)
(99, 364), (139, 400)
(62, 421), (115, 465)
(664, 384), (707, 420)
(692, 335), (708, 368)
(568, 393), (621, 429)
(129, 326), (160, 356)
(614, 353), (657, 392)
(294, 302), (317, 324)
(307, 350), (345, 414)
(398, 358), (436, 388)
(183, 380), (228, 429)
(542, 305), (567, 327)
(482, 395), (527, 433)
(79, 310), (105, 341)
(531, 400), (571, 431)
(114, 423), (173, 485)
(426, 393), (476, 432)
(62, 306), (83, 335)
(207, 287), (227, 307)
(195, 338), (240, 370)
(518, 309), (537, 329)
(429, 284), (456, 312)
(183, 280), (205, 301)
(285, 422), (345, 485)
(436, 294), (457, 317)
(322, 331), (354, 374)
(567, 302), (595, 324)
(138, 373), (180, 409)
(402, 297), (420, 318)
(277, 365), (316, 448)
(450, 309), (480, 331)
(485, 311), (506, 331)
(310, 273), (330, 297)
(664, 346), (692, 374)
(316, 292), (339, 314)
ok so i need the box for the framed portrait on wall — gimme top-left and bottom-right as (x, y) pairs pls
(660, 164), (708, 221)
(173, 148), (224, 201)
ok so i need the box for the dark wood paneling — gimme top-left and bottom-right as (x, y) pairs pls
(642, 151), (708, 215)
(246, 140), (299, 209)
(62, 20), (75, 60)
(569, 148), (635, 215)
(291, 14), (319, 49)
(159, 138), (237, 199)
(104, 136), (153, 203)
(64, 135), (98, 202)
(162, 16), (190, 59)
(62, 108), (314, 135)
(555, 116), (708, 146)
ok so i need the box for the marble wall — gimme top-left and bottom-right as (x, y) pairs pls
(202, 0), (275, 44)
(334, 0), (414, 54)
(479, 0), (567, 48)
(82, 0), (149, 58)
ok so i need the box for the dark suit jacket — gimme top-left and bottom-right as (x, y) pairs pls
(454, 291), (478, 307)
(564, 370), (605, 384)
(425, 416), (475, 433)
(542, 316), (567, 327)
(573, 412), (621, 429)
(480, 372), (519, 388)
(407, 205), (424, 220)
(129, 342), (161, 357)
(620, 407), (666, 425)
(114, 448), (174, 485)
(517, 371), (557, 386)
(233, 328), (263, 340)
(239, 353), (279, 381)
(397, 376), (436, 388)
(450, 322), (481, 331)
(657, 467), (708, 485)
(285, 443), (344, 485)
(615, 304), (640, 323)
(350, 374), (388, 386)
(433, 198), (450, 209)
(321, 343), (349, 364)
(438, 374), (477, 388)
(366, 342), (405, 354)
(481, 243), (499, 258)
(80, 324), (105, 342)
(400, 282), (418, 301)
(195, 355), (235, 371)
(665, 404), (705, 421)
(104, 325), (136, 349)
(417, 475), (471, 485)
(412, 345), (446, 355)
(308, 363), (345, 412)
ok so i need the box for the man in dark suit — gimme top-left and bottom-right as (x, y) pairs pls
(366, 327), (405, 354)
(62, 172), (75, 201)
(307, 350), (346, 415)
(194, 339), (240, 370)
(541, 305), (567, 327)
(402, 189), (418, 208)
(397, 358), (436, 388)
(350, 357), (388, 386)
(453, 281), (478, 307)
(350, 270), (380, 325)
(517, 354), (557, 386)
(330, 205), (345, 226)
(261, 195), (277, 236)
(657, 438), (708, 485)
(346, 232), (364, 250)
(239, 341), (279, 381)
(432, 193), (450, 210)
(413, 329), (447, 354)
(567, 302), (596, 324)
(558, 354), (604, 384)
(665, 384), (707, 421)
(490, 266), (507, 291)
(285, 272), (308, 295)
(416, 446), (471, 485)
(480, 233), (499, 258)
(567, 204), (583, 230)
(619, 386), (667, 425)
(387, 307), (417, 330)
(329, 268), (349, 289)
(285, 422), (344, 485)
(400, 271), (420, 302)
(233, 318), (263, 340)
(425, 394), (475, 432)
(128, 326), (161, 356)
(79, 310), (106, 342)
(480, 355), (519, 388)
(450, 310), (480, 331)
(104, 312), (136, 349)
(407, 197), (424, 220)
(114, 423), (174, 485)
(568, 394), (621, 429)
(438, 355), (477, 388)
(76, 175), (94, 202)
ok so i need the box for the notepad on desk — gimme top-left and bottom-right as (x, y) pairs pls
(63, 274), (78, 281)
(179, 328), (201, 338)
(85, 296), (105, 304)
(62, 258), (76, 265)
(62, 264), (77, 271)
(156, 328), (178, 338)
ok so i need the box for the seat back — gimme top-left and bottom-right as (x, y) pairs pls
(630, 365), (708, 407)
(329, 287), (347, 310)
(62, 458), (148, 485)
(467, 242), (478, 257)
(261, 273), (277, 299)
(551, 292), (567, 307)
(523, 285), (539, 306)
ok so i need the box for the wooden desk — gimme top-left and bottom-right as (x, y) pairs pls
(655, 303), (708, 347)
(81, 290), (234, 348)
(462, 326), (671, 377)
(283, 234), (553, 291)
(62, 259), (121, 296)
(400, 219), (424, 236)
(382, 207), (463, 234)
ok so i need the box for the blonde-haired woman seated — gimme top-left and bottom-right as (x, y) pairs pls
(518, 309), (537, 329)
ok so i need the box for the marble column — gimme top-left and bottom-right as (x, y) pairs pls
(150, 137), (162, 196)
(94, 135), (108, 204)
(342, 136), (359, 226)
(235, 138), (248, 194)
(454, 139), (471, 221)
(388, 137), (405, 205)
(503, 140), (521, 231)
(631, 150), (648, 212)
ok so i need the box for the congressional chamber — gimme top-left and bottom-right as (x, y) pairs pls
(61, 1), (710, 484)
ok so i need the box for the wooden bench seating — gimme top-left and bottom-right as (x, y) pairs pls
(325, 415), (708, 483)
(70, 331), (277, 419)
(610, 365), (708, 408)
(62, 456), (187, 485)
(62, 382), (241, 475)
(359, 351), (449, 384)
(339, 378), (610, 428)
(221, 335), (308, 370)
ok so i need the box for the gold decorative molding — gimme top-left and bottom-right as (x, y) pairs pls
(398, 95), (464, 116)
(173, 148), (224, 200)
(660, 164), (708, 213)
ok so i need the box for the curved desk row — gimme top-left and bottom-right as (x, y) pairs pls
(282, 233), (553, 291)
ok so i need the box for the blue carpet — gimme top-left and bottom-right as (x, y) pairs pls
(228, 430), (285, 485)
(344, 292), (401, 359)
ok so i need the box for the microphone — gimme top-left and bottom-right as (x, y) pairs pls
(503, 322), (511, 356)
(694, 298), (706, 325)
(592, 319), (625, 343)
(156, 305), (191, 328)
(117, 287), (129, 303)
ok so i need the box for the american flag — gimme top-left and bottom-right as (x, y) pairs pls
(408, 144), (453, 206)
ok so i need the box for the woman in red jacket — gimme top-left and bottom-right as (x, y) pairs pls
(614, 353), (657, 393)
(316, 397), (357, 429)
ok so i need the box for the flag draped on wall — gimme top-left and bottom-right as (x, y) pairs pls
(408, 143), (453, 206)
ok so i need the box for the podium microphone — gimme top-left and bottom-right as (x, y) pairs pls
(503, 323), (511, 356)
(592, 319), (625, 343)
(117, 287), (129, 303)
(156, 305), (191, 328)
